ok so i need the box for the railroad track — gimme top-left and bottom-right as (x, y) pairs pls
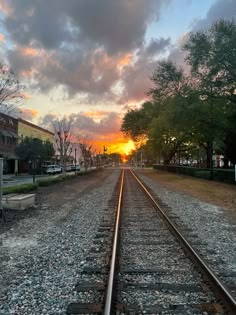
(66, 168), (236, 314)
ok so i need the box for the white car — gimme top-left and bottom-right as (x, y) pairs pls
(45, 165), (62, 174)
(66, 164), (80, 172)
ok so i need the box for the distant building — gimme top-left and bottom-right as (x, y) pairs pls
(0, 112), (18, 173)
(17, 118), (54, 173)
(0, 113), (54, 174)
(18, 118), (54, 143)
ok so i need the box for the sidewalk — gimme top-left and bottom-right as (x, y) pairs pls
(2, 173), (52, 187)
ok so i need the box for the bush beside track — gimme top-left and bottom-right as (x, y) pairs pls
(3, 168), (100, 195)
(153, 165), (235, 184)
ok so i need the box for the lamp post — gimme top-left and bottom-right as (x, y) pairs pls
(0, 158), (5, 222)
(74, 148), (77, 173)
(209, 84), (214, 180)
(200, 84), (214, 180)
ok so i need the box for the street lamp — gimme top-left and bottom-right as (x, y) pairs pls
(209, 84), (214, 180)
(200, 84), (214, 180)
(74, 148), (77, 173)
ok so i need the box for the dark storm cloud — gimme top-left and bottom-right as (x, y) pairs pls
(4, 0), (166, 53)
(119, 37), (171, 103)
(66, 0), (159, 54)
(193, 0), (236, 30)
(3, 0), (171, 102)
(145, 37), (171, 56)
(7, 48), (35, 74)
(4, 0), (72, 49)
(39, 111), (121, 139)
(69, 112), (121, 135)
(38, 113), (56, 130)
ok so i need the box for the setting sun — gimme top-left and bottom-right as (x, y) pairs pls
(110, 140), (135, 155)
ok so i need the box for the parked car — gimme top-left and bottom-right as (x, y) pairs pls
(43, 165), (62, 174)
(65, 164), (80, 172)
(65, 164), (73, 172)
(75, 165), (80, 171)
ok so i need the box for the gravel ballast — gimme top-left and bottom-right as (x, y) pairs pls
(0, 169), (121, 314)
(135, 169), (236, 298)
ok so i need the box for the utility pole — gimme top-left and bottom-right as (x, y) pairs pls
(0, 158), (5, 222)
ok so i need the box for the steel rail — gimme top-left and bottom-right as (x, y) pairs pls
(130, 169), (236, 314)
(104, 169), (124, 315)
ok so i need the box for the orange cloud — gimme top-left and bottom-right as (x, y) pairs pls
(20, 69), (34, 77)
(20, 46), (39, 57)
(0, 33), (5, 41)
(0, 0), (12, 15)
(93, 49), (132, 71)
(20, 108), (38, 121)
(83, 110), (118, 120)
(20, 92), (31, 99)
(118, 53), (133, 67)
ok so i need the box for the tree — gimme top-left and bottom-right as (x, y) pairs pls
(78, 136), (94, 170)
(148, 61), (201, 164)
(121, 101), (156, 143)
(183, 19), (236, 105)
(15, 137), (54, 161)
(149, 60), (191, 101)
(52, 117), (73, 171)
(184, 19), (236, 167)
(122, 20), (236, 167)
(0, 59), (24, 114)
(221, 110), (236, 165)
(15, 137), (54, 179)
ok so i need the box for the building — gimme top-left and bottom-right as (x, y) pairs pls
(0, 113), (18, 173)
(18, 118), (54, 143)
(0, 113), (54, 174)
(17, 118), (54, 173)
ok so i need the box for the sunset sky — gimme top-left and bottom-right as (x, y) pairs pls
(0, 0), (235, 154)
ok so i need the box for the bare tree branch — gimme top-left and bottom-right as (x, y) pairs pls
(78, 136), (94, 170)
(0, 59), (24, 115)
(52, 117), (73, 171)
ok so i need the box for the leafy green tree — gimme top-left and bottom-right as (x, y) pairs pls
(184, 19), (236, 166)
(148, 61), (202, 164)
(183, 19), (236, 105)
(149, 60), (191, 101)
(15, 137), (55, 170)
(148, 96), (197, 164)
(221, 109), (236, 165)
(121, 101), (156, 143)
(122, 20), (236, 167)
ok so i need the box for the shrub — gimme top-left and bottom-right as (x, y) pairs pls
(37, 176), (64, 187)
(153, 164), (235, 184)
(3, 183), (38, 195)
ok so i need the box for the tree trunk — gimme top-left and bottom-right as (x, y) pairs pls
(223, 157), (229, 168)
(206, 141), (211, 168)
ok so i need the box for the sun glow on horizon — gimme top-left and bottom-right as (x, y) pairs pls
(110, 139), (135, 155)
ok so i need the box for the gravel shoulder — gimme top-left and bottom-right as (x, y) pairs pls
(1, 167), (235, 314)
(135, 168), (236, 298)
(0, 169), (121, 315)
(137, 168), (236, 221)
